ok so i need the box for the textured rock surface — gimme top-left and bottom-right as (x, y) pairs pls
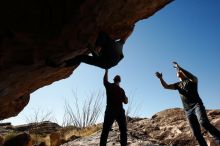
(0, 121), (102, 146)
(3, 133), (32, 146)
(0, 0), (173, 120)
(61, 108), (220, 146)
(1, 108), (220, 146)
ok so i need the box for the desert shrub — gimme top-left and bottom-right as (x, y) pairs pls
(62, 91), (103, 128)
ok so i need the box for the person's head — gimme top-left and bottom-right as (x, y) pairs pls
(176, 70), (186, 81)
(113, 75), (121, 83)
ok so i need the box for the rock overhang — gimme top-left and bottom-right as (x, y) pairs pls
(0, 0), (173, 120)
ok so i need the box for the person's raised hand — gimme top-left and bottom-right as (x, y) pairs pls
(155, 72), (162, 79)
(173, 61), (180, 70)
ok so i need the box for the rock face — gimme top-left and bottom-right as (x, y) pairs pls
(61, 108), (220, 146)
(0, 121), (102, 146)
(0, 0), (173, 120)
(1, 108), (220, 146)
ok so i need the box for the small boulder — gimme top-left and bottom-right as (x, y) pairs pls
(3, 133), (32, 146)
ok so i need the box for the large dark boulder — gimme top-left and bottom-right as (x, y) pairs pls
(0, 0), (173, 120)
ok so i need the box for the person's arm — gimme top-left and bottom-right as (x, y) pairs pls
(123, 96), (128, 104)
(155, 72), (176, 90)
(173, 62), (198, 82)
(103, 69), (109, 86)
(64, 55), (83, 67)
(114, 26), (135, 59)
(121, 90), (128, 104)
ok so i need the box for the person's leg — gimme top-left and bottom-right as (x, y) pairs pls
(100, 109), (115, 146)
(87, 43), (99, 57)
(65, 55), (107, 69)
(115, 110), (127, 146)
(186, 109), (208, 146)
(64, 56), (83, 67)
(81, 56), (110, 69)
(95, 31), (114, 47)
(195, 105), (220, 144)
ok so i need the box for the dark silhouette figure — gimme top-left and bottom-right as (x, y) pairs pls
(46, 28), (133, 69)
(155, 62), (220, 146)
(100, 69), (128, 146)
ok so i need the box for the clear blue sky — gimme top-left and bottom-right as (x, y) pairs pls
(4, 0), (220, 125)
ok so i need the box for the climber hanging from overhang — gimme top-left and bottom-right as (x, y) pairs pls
(46, 26), (134, 69)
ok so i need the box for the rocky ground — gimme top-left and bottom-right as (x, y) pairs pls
(1, 108), (220, 146)
(61, 108), (220, 146)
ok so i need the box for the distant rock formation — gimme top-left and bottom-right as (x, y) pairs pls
(0, 0), (173, 120)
